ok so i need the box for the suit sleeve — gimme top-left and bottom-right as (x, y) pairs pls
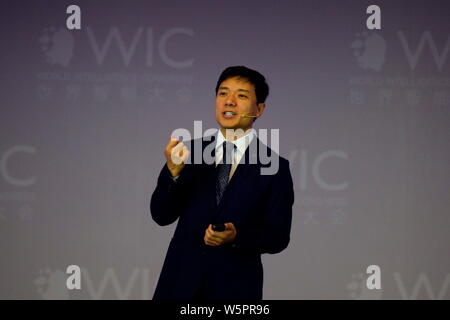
(230, 158), (294, 255)
(150, 163), (193, 226)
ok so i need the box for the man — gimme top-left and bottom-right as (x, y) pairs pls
(150, 66), (294, 300)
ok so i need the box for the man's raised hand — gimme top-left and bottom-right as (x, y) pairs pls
(164, 136), (190, 178)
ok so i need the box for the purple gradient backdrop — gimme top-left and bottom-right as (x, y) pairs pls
(1, 0), (449, 299)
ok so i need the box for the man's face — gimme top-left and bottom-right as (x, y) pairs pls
(215, 76), (265, 134)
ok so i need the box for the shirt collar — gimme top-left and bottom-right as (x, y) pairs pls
(215, 128), (255, 155)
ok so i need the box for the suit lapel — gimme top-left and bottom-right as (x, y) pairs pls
(200, 135), (219, 214)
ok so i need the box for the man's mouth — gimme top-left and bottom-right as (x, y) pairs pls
(223, 111), (238, 118)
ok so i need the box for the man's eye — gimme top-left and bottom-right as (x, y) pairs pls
(239, 94), (248, 98)
(218, 92), (227, 96)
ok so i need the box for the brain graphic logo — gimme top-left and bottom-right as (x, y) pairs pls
(39, 27), (74, 67)
(351, 31), (386, 71)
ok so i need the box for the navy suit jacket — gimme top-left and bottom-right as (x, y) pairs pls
(150, 134), (294, 300)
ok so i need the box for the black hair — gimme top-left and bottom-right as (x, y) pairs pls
(215, 66), (269, 104)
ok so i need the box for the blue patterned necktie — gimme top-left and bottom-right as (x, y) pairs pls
(216, 141), (235, 205)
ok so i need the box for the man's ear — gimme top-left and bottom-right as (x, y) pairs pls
(256, 103), (266, 117)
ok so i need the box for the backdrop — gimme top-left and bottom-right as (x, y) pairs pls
(1, 0), (449, 299)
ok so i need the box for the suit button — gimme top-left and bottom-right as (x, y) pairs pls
(201, 250), (206, 255)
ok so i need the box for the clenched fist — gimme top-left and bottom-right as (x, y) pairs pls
(165, 136), (190, 178)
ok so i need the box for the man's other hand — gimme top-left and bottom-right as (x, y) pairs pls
(204, 223), (237, 246)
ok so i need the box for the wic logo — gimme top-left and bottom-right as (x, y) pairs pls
(38, 26), (194, 68)
(351, 31), (450, 71)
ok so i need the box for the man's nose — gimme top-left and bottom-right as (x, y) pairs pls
(225, 94), (236, 106)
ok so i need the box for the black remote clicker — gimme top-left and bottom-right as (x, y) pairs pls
(212, 223), (225, 232)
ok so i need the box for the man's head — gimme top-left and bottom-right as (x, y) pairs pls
(215, 66), (269, 136)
